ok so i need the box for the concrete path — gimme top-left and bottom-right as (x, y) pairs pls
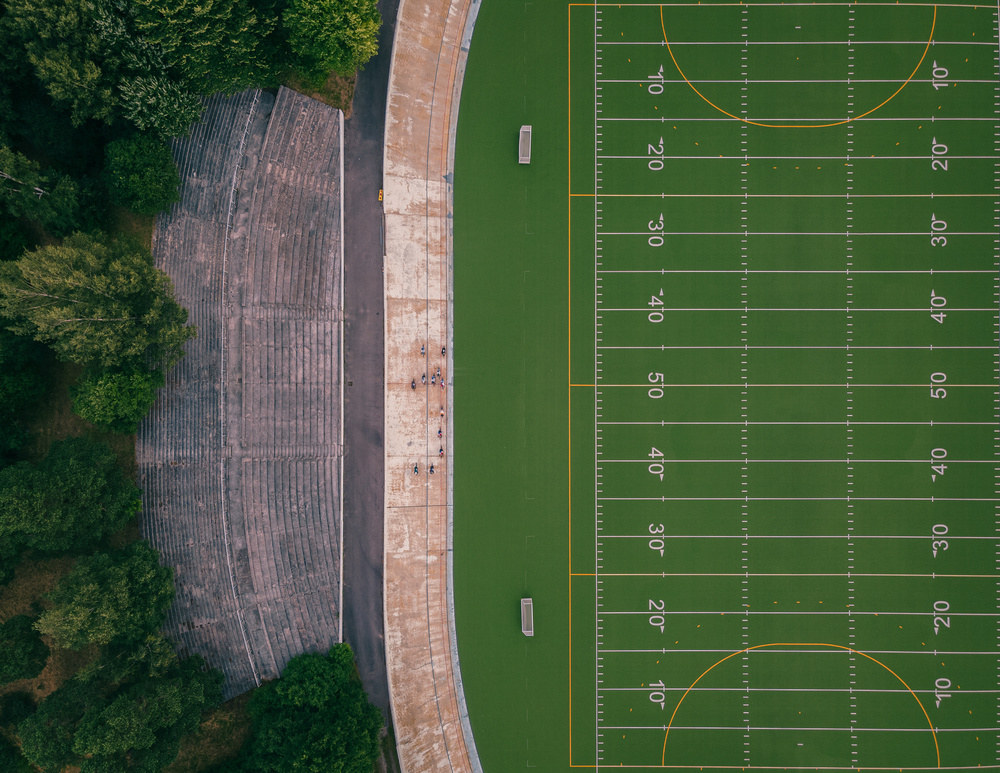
(382, 0), (481, 770)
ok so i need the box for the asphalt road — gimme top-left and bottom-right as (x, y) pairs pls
(342, 0), (400, 734)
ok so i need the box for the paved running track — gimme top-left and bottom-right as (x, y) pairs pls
(342, 0), (401, 731)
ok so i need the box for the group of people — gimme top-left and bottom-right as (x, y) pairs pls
(411, 366), (445, 390)
(412, 344), (448, 476)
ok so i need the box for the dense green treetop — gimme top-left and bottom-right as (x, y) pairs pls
(131, 0), (276, 94)
(0, 615), (51, 685)
(35, 541), (175, 649)
(18, 679), (101, 772)
(75, 632), (180, 687)
(0, 327), (47, 453)
(0, 145), (81, 235)
(2, 0), (119, 126)
(71, 365), (166, 434)
(243, 643), (383, 773)
(103, 134), (180, 215)
(0, 435), (141, 554)
(18, 640), (222, 773)
(283, 0), (379, 77)
(0, 231), (196, 371)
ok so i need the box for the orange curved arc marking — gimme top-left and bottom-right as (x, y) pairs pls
(659, 5), (937, 129)
(659, 642), (940, 768)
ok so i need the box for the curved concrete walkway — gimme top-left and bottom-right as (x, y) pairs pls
(382, 0), (481, 770)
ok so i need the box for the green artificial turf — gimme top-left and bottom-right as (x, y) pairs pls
(454, 2), (999, 771)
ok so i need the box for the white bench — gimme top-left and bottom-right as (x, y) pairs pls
(519, 125), (532, 164)
(521, 597), (534, 636)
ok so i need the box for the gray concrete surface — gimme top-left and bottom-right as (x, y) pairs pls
(139, 87), (346, 699)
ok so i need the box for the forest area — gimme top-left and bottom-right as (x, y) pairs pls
(0, 0), (383, 771)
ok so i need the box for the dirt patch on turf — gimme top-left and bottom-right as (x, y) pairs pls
(19, 358), (137, 481)
(165, 691), (253, 773)
(107, 206), (156, 254)
(0, 643), (97, 704)
(0, 556), (75, 622)
(0, 556), (97, 704)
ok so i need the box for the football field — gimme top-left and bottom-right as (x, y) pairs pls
(454, 1), (1000, 771)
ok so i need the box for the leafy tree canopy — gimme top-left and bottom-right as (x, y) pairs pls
(0, 435), (140, 554)
(0, 326), (47, 453)
(0, 214), (33, 261)
(0, 145), (81, 235)
(18, 679), (103, 773)
(76, 632), (179, 687)
(0, 231), (196, 371)
(243, 643), (383, 773)
(0, 691), (37, 728)
(18, 641), (221, 773)
(0, 615), (50, 685)
(71, 365), (165, 433)
(3, 0), (120, 127)
(73, 656), (221, 768)
(3, 0), (205, 138)
(35, 541), (174, 649)
(131, 0), (276, 94)
(283, 0), (379, 77)
(117, 75), (203, 139)
(103, 134), (180, 215)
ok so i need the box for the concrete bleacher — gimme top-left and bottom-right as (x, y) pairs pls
(137, 86), (345, 698)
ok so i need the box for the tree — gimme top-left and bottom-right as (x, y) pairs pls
(3, 0), (120, 127)
(75, 633), (179, 687)
(2, 0), (205, 138)
(117, 76), (203, 138)
(0, 231), (196, 371)
(71, 366), (165, 433)
(18, 638), (222, 773)
(0, 732), (34, 772)
(131, 0), (276, 93)
(0, 146), (81, 235)
(0, 327), (47, 452)
(103, 135), (180, 215)
(283, 0), (380, 77)
(18, 679), (103, 773)
(0, 436), (141, 554)
(0, 615), (50, 684)
(0, 214), (33, 260)
(242, 643), (383, 773)
(27, 43), (118, 127)
(72, 656), (222, 771)
(35, 541), (174, 649)
(0, 691), (37, 728)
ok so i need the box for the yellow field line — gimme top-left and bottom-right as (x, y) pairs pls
(567, 2), (574, 765)
(660, 4), (937, 128)
(661, 642), (940, 768)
